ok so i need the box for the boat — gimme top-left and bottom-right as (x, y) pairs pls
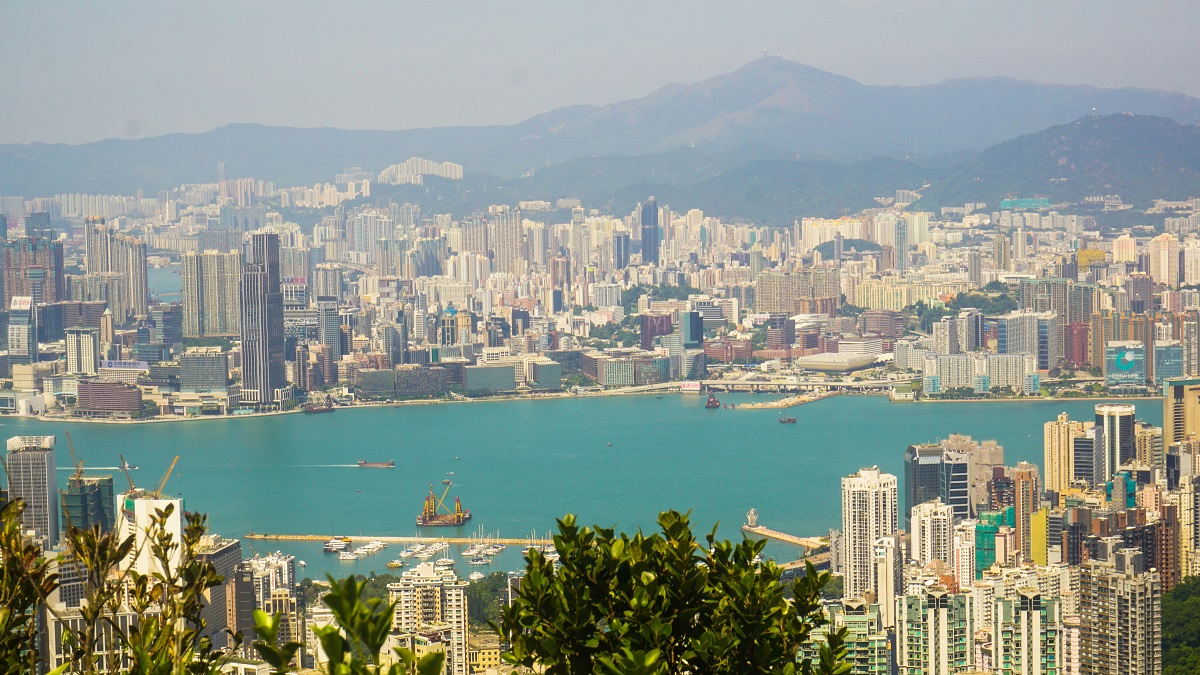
(468, 557), (490, 565)
(298, 560), (306, 567)
(122, 460), (139, 471)
(705, 396), (721, 409)
(606, 442), (613, 447)
(358, 460), (395, 468)
(416, 481), (471, 526)
(442, 478), (452, 485)
(338, 551), (358, 561)
(446, 471), (455, 476)
(323, 538), (350, 552)
(435, 558), (455, 570)
(387, 559), (405, 569)
(779, 417), (797, 424)
(468, 571), (486, 582)
(655, 396), (663, 399)
(302, 402), (334, 414)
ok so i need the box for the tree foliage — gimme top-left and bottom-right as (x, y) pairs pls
(498, 510), (849, 675)
(1164, 575), (1200, 674)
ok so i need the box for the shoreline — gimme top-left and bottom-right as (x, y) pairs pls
(909, 396), (1164, 403)
(11, 388), (1165, 425)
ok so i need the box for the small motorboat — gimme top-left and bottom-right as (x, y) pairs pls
(606, 442), (613, 446)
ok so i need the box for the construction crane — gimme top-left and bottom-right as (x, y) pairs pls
(152, 456), (180, 498)
(66, 431), (83, 482)
(118, 454), (136, 491)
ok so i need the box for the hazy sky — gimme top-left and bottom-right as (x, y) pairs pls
(2, 1), (1196, 145)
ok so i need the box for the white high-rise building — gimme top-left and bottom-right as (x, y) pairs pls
(910, 499), (955, 567)
(116, 490), (183, 576)
(65, 326), (101, 375)
(841, 466), (898, 600)
(387, 562), (469, 675)
(3, 435), (57, 549)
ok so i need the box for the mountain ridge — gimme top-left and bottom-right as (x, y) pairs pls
(3, 57), (1200, 195)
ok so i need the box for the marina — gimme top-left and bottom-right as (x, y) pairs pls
(249, 533), (553, 546)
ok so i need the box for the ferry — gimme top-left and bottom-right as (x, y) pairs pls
(358, 460), (395, 468)
(705, 396), (721, 409)
(323, 538), (350, 552)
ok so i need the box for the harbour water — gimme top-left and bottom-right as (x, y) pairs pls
(0, 395), (1162, 579)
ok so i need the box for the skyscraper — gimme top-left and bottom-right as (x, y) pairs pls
(240, 233), (286, 406)
(1163, 377), (1200, 448)
(387, 562), (469, 675)
(640, 197), (660, 266)
(1011, 462), (1041, 562)
(317, 296), (342, 361)
(182, 249), (241, 337)
(491, 210), (526, 276)
(60, 474), (115, 534)
(81, 218), (149, 320)
(7, 296), (38, 367)
(841, 466), (898, 600)
(65, 326), (101, 375)
(1044, 412), (1085, 497)
(2, 237), (65, 307)
(4, 435), (58, 549)
(904, 443), (971, 526)
(992, 590), (1062, 675)
(1079, 547), (1161, 675)
(896, 587), (975, 675)
(1095, 403), (1135, 484)
(910, 499), (954, 567)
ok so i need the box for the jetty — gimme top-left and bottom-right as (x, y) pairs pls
(245, 533), (553, 546)
(736, 391), (837, 410)
(740, 508), (826, 550)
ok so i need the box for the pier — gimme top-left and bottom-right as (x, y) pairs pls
(741, 525), (825, 550)
(740, 509), (826, 551)
(245, 533), (554, 546)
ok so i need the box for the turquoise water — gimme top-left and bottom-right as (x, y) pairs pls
(0, 395), (1162, 579)
(148, 265), (181, 302)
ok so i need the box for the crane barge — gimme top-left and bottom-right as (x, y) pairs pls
(417, 480), (471, 526)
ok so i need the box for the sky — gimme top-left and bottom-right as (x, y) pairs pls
(1, 1), (1196, 145)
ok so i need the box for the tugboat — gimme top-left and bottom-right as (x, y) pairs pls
(705, 396), (721, 409)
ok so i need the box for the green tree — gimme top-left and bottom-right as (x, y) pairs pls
(498, 510), (849, 675)
(0, 501), (59, 675)
(1164, 575), (1200, 674)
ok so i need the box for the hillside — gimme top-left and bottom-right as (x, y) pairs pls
(3, 57), (1200, 195)
(922, 114), (1200, 207)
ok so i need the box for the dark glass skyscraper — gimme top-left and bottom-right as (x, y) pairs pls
(640, 197), (659, 266)
(239, 233), (286, 406)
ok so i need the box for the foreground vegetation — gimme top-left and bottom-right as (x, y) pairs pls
(2, 501), (847, 675)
